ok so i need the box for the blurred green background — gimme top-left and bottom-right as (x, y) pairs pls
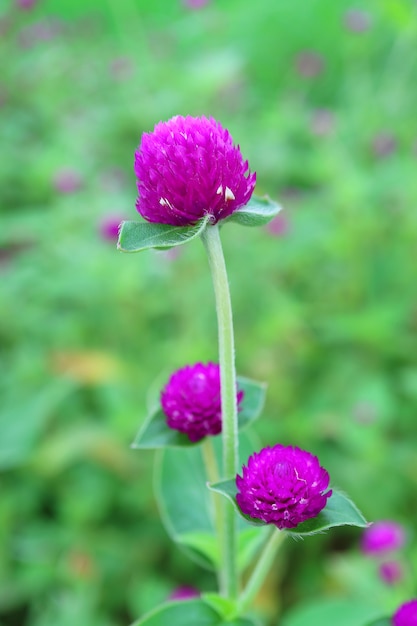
(1, 0), (417, 624)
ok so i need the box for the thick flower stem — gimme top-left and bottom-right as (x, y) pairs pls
(237, 528), (285, 616)
(201, 223), (239, 600)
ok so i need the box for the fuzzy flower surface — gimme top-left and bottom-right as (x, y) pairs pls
(393, 599), (417, 626)
(236, 444), (332, 529)
(361, 520), (406, 556)
(161, 362), (244, 443)
(134, 115), (256, 226)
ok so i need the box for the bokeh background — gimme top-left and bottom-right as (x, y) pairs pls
(1, 0), (417, 624)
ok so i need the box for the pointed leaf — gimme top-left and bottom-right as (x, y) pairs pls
(237, 377), (267, 429)
(289, 490), (368, 536)
(132, 376), (266, 450)
(209, 482), (368, 535)
(132, 407), (192, 449)
(225, 195), (282, 227)
(117, 215), (210, 252)
(154, 432), (269, 570)
(129, 599), (221, 626)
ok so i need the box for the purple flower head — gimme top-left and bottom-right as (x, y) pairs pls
(16, 0), (37, 9)
(379, 560), (404, 586)
(169, 585), (200, 601)
(99, 215), (126, 241)
(236, 444), (332, 529)
(393, 599), (417, 626)
(53, 168), (82, 194)
(182, 0), (210, 8)
(134, 115), (256, 226)
(161, 362), (244, 443)
(361, 520), (406, 556)
(343, 9), (372, 33)
(294, 51), (325, 78)
(266, 212), (289, 237)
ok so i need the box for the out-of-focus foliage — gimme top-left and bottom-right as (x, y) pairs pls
(1, 0), (417, 624)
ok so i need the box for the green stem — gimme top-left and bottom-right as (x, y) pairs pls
(201, 223), (239, 599)
(201, 439), (223, 588)
(238, 528), (285, 615)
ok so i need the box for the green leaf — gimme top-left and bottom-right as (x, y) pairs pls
(132, 376), (266, 450)
(289, 490), (368, 536)
(279, 598), (382, 626)
(129, 597), (257, 626)
(154, 432), (269, 570)
(364, 620), (391, 626)
(132, 407), (192, 449)
(237, 377), (267, 429)
(129, 598), (221, 626)
(117, 215), (210, 252)
(225, 195), (282, 227)
(209, 482), (368, 535)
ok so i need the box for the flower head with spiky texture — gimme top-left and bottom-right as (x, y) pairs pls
(393, 599), (417, 626)
(161, 362), (244, 443)
(134, 115), (256, 226)
(361, 520), (406, 556)
(236, 444), (332, 529)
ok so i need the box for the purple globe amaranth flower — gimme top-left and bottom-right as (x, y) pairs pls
(169, 585), (200, 601)
(236, 444), (332, 529)
(379, 560), (404, 586)
(161, 362), (244, 443)
(393, 599), (417, 626)
(134, 115), (256, 226)
(361, 520), (406, 556)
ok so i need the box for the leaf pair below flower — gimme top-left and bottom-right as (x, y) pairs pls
(117, 195), (282, 253)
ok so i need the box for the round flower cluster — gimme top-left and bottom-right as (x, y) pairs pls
(161, 362), (244, 443)
(393, 599), (417, 626)
(361, 520), (406, 556)
(134, 115), (256, 226)
(236, 444), (332, 529)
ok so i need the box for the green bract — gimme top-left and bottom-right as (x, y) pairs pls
(117, 196), (282, 253)
(132, 376), (266, 450)
(209, 481), (368, 536)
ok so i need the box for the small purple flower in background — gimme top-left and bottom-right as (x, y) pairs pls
(53, 168), (82, 194)
(371, 132), (397, 159)
(379, 560), (404, 586)
(294, 51), (325, 79)
(16, 0), (37, 9)
(343, 8), (373, 34)
(134, 115), (256, 226)
(361, 520), (406, 556)
(310, 109), (336, 137)
(169, 585), (200, 601)
(236, 445), (332, 529)
(182, 0), (210, 8)
(161, 362), (244, 443)
(99, 215), (127, 242)
(266, 212), (288, 237)
(110, 57), (133, 81)
(393, 599), (417, 626)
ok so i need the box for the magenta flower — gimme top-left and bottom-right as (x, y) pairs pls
(160, 362), (244, 443)
(361, 520), (406, 556)
(343, 9), (372, 33)
(53, 168), (82, 194)
(379, 561), (404, 586)
(16, 0), (37, 9)
(182, 0), (210, 8)
(169, 585), (200, 601)
(134, 115), (256, 226)
(393, 599), (417, 626)
(99, 215), (126, 241)
(236, 445), (332, 529)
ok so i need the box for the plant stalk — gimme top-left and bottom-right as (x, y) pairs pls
(201, 223), (239, 599)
